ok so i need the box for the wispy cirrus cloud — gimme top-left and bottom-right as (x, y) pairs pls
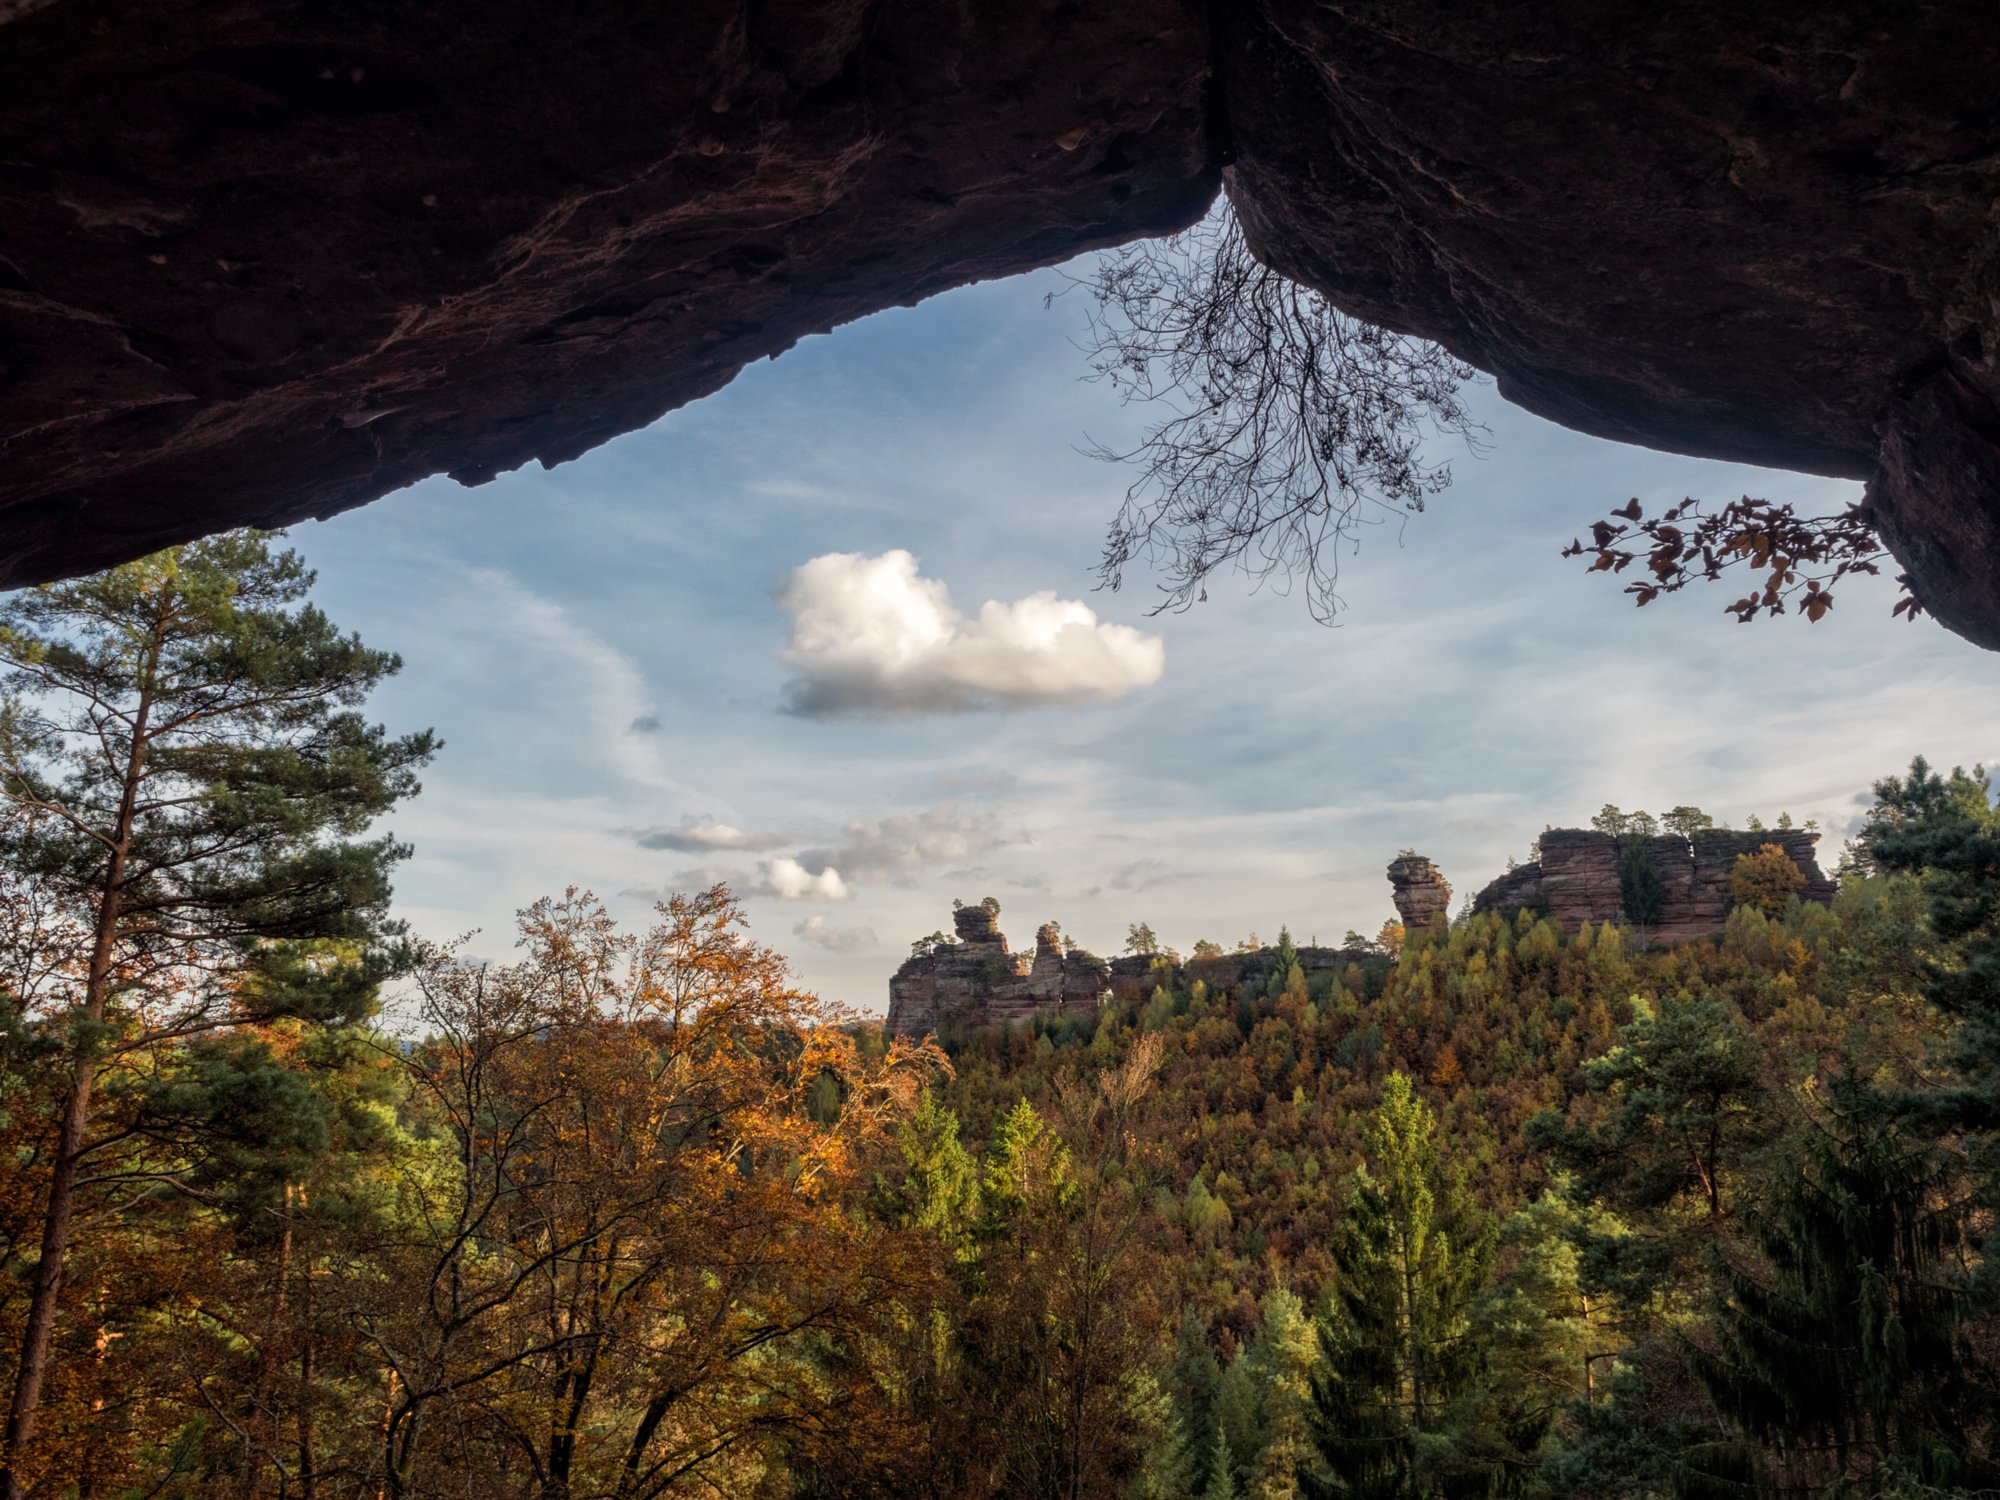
(796, 803), (1011, 883)
(630, 815), (785, 854)
(791, 915), (879, 954)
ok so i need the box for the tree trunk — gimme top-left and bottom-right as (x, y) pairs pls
(0, 1063), (97, 1500)
(2, 665), (157, 1499)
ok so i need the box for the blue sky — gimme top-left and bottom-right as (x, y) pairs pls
(287, 255), (2000, 1015)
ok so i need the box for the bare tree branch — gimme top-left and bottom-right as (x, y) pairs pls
(1060, 203), (1483, 622)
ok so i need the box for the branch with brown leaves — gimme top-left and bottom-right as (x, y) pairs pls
(1562, 495), (1922, 624)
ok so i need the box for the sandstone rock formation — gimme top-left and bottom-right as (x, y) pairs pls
(1386, 854), (1452, 932)
(886, 903), (1110, 1036)
(1470, 828), (1836, 943)
(7, 4), (2000, 648)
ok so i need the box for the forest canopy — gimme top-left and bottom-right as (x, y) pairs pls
(0, 538), (1994, 1498)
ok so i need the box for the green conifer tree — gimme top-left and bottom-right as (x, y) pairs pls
(898, 1088), (979, 1256)
(1304, 1073), (1494, 1499)
(0, 533), (433, 1495)
(1858, 757), (2000, 1140)
(1681, 1081), (2000, 1498)
(1161, 1312), (1224, 1497)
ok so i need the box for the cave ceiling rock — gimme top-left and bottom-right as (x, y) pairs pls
(4, 0), (1999, 647)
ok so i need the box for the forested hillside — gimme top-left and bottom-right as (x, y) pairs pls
(0, 538), (1997, 1498)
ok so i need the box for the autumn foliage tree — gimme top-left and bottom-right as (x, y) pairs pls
(361, 884), (942, 1499)
(1729, 844), (1807, 920)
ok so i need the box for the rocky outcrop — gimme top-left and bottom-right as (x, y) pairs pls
(1470, 828), (1836, 942)
(886, 904), (1110, 1036)
(1387, 854), (1452, 933)
(7, 4), (2000, 648)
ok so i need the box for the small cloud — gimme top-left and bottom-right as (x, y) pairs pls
(1107, 858), (1189, 893)
(668, 864), (754, 892)
(791, 915), (879, 954)
(777, 549), (1165, 718)
(632, 815), (784, 853)
(1007, 872), (1052, 892)
(798, 803), (1010, 880)
(629, 714), (662, 734)
(763, 857), (851, 901)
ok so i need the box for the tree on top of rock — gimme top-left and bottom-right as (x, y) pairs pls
(1663, 805), (1714, 837)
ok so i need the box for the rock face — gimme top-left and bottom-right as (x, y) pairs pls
(1386, 854), (1452, 932)
(885, 905), (1110, 1036)
(7, 4), (2000, 648)
(0, 0), (1214, 583)
(1470, 828), (1837, 942)
(1220, 3), (2000, 648)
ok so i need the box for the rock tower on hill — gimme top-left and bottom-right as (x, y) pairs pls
(885, 903), (1110, 1036)
(1465, 827), (1836, 942)
(1387, 854), (1452, 932)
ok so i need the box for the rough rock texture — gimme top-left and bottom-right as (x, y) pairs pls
(1221, 2), (2000, 646)
(1386, 854), (1452, 933)
(7, 3), (2000, 649)
(885, 905), (1110, 1036)
(1471, 828), (1836, 942)
(0, 0), (1214, 582)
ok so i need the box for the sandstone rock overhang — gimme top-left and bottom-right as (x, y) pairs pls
(5, 2), (2000, 648)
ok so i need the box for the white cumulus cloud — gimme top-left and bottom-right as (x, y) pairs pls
(762, 857), (851, 901)
(776, 549), (1165, 717)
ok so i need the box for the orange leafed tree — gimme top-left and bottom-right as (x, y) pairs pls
(358, 883), (944, 1499)
(1729, 844), (1807, 920)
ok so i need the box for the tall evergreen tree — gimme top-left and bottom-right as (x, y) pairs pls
(0, 533), (433, 1497)
(1162, 1311), (1224, 1497)
(1857, 757), (2000, 1140)
(1304, 1073), (1493, 1499)
(1529, 993), (1775, 1262)
(1681, 1081), (2000, 1498)
(898, 1087), (979, 1256)
(1617, 841), (1666, 934)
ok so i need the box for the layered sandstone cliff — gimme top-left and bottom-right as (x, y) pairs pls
(1469, 828), (1836, 942)
(885, 903), (1110, 1037)
(1387, 854), (1452, 933)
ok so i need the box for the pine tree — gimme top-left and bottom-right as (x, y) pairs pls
(1304, 1073), (1494, 1499)
(1247, 1287), (1322, 1500)
(1530, 994), (1775, 1256)
(1162, 1311), (1224, 1497)
(1681, 1081), (2000, 1497)
(1617, 841), (1666, 933)
(0, 533), (434, 1496)
(1857, 757), (2000, 1138)
(981, 1096), (1072, 1232)
(898, 1088), (978, 1255)
(1201, 1413), (1242, 1500)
